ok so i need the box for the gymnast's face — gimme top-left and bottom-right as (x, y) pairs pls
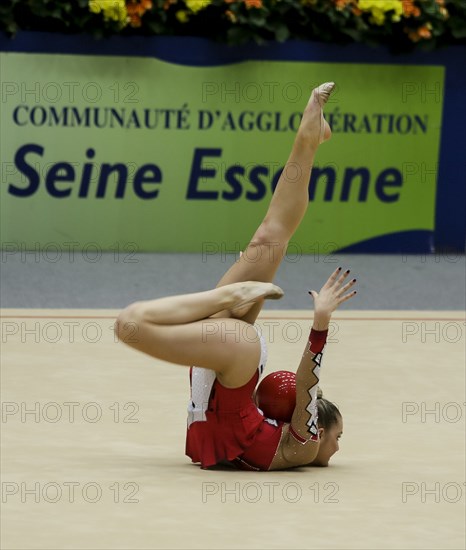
(310, 415), (343, 467)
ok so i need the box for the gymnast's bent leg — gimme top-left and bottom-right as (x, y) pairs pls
(116, 82), (336, 388)
(115, 281), (283, 387)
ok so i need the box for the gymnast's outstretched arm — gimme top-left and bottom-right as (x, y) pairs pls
(269, 267), (357, 469)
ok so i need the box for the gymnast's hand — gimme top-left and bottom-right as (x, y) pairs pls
(308, 267), (357, 330)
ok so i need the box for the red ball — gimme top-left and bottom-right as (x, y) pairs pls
(255, 370), (296, 423)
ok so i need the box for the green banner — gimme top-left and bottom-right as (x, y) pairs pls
(1, 52), (444, 252)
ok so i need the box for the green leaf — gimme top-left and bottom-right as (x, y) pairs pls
(451, 26), (466, 38)
(249, 15), (267, 27)
(274, 24), (289, 42)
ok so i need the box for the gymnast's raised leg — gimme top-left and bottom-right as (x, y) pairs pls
(115, 83), (336, 389)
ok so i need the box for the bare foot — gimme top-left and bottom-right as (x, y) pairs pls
(228, 281), (284, 317)
(297, 82), (335, 149)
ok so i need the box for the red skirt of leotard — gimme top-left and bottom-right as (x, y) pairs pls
(185, 370), (283, 470)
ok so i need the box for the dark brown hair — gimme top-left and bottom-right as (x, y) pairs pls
(317, 389), (341, 430)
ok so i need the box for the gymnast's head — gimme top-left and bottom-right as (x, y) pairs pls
(310, 394), (343, 467)
(255, 370), (343, 466)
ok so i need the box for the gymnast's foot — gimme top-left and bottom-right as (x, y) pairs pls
(228, 281), (284, 317)
(297, 82), (335, 149)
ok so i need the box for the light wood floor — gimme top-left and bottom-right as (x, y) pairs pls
(1, 309), (465, 550)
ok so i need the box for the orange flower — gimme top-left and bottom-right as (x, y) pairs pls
(332, 0), (363, 15)
(126, 0), (152, 26)
(402, 0), (421, 17)
(127, 0), (152, 16)
(418, 24), (432, 38)
(406, 23), (432, 42)
(244, 0), (263, 8)
(334, 0), (354, 10)
(129, 14), (142, 26)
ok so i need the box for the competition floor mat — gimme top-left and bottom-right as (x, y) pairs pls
(1, 309), (465, 550)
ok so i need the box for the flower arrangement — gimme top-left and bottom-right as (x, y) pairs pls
(1, 0), (465, 52)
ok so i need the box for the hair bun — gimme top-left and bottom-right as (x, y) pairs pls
(317, 386), (323, 399)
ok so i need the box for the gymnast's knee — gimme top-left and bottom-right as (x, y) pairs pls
(250, 220), (289, 252)
(115, 302), (144, 345)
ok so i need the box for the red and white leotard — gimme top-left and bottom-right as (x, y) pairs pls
(185, 327), (284, 470)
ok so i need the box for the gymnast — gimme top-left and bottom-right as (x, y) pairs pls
(116, 82), (357, 470)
